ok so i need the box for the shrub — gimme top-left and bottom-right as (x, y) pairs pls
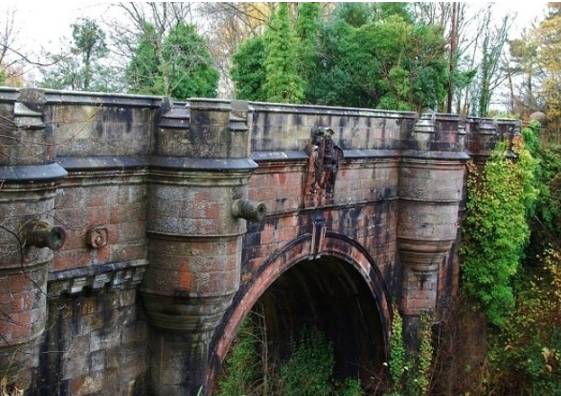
(487, 249), (561, 394)
(460, 135), (538, 326)
(215, 319), (260, 396)
(279, 328), (335, 396)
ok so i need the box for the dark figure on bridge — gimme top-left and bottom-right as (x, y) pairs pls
(305, 126), (344, 207)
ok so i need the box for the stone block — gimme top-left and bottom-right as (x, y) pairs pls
(90, 350), (106, 372)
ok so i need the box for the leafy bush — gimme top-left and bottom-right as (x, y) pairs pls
(217, 321), (364, 396)
(279, 328), (335, 396)
(523, 121), (561, 239)
(482, 121), (561, 394)
(487, 249), (561, 394)
(215, 319), (260, 396)
(460, 135), (538, 326)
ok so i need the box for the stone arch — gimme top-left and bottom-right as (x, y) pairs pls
(207, 231), (392, 391)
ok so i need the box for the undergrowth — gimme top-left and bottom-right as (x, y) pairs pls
(216, 318), (363, 396)
(483, 122), (561, 394)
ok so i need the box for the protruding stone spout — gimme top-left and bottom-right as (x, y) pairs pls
(232, 199), (267, 222)
(25, 219), (66, 250)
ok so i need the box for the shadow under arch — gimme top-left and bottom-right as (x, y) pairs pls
(207, 231), (392, 392)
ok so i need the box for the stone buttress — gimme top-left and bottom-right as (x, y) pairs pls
(0, 89), (67, 389)
(141, 99), (261, 395)
(397, 113), (468, 343)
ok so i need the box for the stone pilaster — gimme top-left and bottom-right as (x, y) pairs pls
(142, 99), (261, 395)
(465, 117), (498, 164)
(0, 89), (67, 391)
(398, 113), (468, 347)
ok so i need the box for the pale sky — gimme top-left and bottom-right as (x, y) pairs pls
(1, 1), (548, 55)
(0, 0), (551, 96)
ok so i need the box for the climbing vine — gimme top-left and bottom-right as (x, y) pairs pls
(483, 121), (561, 394)
(387, 305), (405, 393)
(414, 314), (433, 396)
(386, 308), (434, 396)
(460, 134), (538, 326)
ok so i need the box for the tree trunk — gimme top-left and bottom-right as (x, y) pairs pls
(447, 3), (458, 113)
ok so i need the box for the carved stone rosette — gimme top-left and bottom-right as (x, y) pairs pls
(304, 126), (343, 208)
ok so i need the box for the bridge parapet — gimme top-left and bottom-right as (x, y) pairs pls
(465, 117), (521, 162)
(0, 89), (67, 390)
(248, 101), (417, 153)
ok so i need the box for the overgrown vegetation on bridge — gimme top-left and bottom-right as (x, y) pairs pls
(457, 121), (561, 394)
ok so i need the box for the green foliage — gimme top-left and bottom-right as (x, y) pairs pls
(217, 320), (364, 396)
(263, 3), (305, 103)
(126, 23), (218, 99)
(215, 319), (260, 396)
(388, 305), (405, 391)
(71, 19), (108, 62)
(333, 3), (372, 27)
(231, 3), (450, 110)
(126, 23), (161, 95)
(483, 119), (561, 394)
(71, 18), (108, 91)
(338, 378), (363, 396)
(386, 309), (435, 396)
(296, 3), (321, 99)
(162, 23), (219, 99)
(487, 249), (561, 394)
(461, 135), (538, 326)
(40, 18), (117, 92)
(415, 314), (433, 396)
(311, 13), (448, 111)
(231, 36), (267, 101)
(280, 328), (335, 396)
(523, 121), (561, 238)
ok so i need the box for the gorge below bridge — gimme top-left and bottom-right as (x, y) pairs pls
(0, 88), (517, 395)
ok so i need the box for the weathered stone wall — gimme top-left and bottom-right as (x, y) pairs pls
(0, 88), (520, 395)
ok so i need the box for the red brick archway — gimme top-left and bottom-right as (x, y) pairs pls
(207, 231), (392, 391)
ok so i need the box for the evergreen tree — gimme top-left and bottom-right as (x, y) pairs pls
(162, 23), (219, 99)
(333, 3), (372, 27)
(296, 2), (321, 101)
(263, 3), (305, 103)
(231, 36), (267, 101)
(126, 23), (160, 95)
(231, 2), (449, 111)
(71, 19), (108, 91)
(312, 12), (448, 111)
(40, 18), (117, 92)
(126, 22), (218, 99)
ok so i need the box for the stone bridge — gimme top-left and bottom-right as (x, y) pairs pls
(0, 88), (518, 395)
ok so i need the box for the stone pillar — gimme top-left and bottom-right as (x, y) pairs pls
(465, 117), (497, 164)
(398, 113), (468, 346)
(0, 89), (67, 391)
(142, 99), (260, 395)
